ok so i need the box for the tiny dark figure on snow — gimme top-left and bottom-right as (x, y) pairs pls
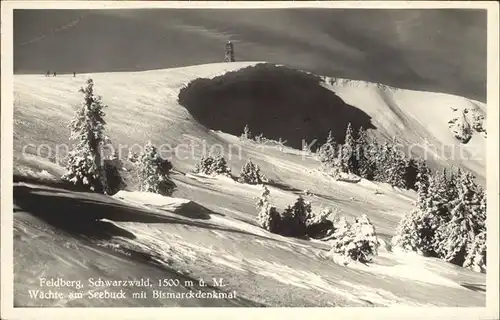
(73, 72), (76, 77)
(46, 70), (50, 77)
(53, 71), (56, 77)
(224, 40), (235, 62)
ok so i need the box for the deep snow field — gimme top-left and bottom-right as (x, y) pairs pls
(12, 62), (487, 307)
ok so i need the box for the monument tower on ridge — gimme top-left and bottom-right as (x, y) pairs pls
(224, 40), (235, 62)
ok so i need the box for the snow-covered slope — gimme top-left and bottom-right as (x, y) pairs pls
(14, 62), (486, 183)
(323, 76), (486, 184)
(13, 62), (487, 307)
(14, 62), (262, 175)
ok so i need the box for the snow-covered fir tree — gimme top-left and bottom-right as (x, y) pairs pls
(434, 170), (485, 266)
(343, 131), (426, 190)
(332, 215), (351, 239)
(318, 130), (338, 167)
(384, 140), (407, 188)
(402, 157), (419, 190)
(418, 170), (451, 247)
(62, 79), (110, 193)
(256, 189), (334, 238)
(194, 156), (215, 175)
(194, 153), (231, 177)
(414, 159), (431, 195)
(347, 214), (380, 262)
(341, 123), (358, 174)
(373, 138), (413, 189)
(355, 127), (374, 179)
(394, 166), (487, 271)
(291, 196), (312, 228)
(256, 185), (279, 232)
(317, 132), (341, 178)
(238, 159), (267, 184)
(331, 214), (379, 263)
(463, 229), (486, 273)
(211, 154), (232, 176)
(443, 166), (460, 202)
(391, 209), (424, 253)
(392, 171), (449, 255)
(136, 142), (175, 196)
(280, 196), (312, 237)
(305, 207), (334, 239)
(373, 141), (392, 183)
(365, 137), (381, 181)
(305, 207), (331, 227)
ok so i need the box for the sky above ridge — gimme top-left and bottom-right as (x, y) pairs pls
(14, 9), (487, 101)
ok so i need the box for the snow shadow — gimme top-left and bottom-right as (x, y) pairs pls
(461, 283), (486, 292)
(13, 181), (289, 243)
(178, 63), (376, 150)
(266, 180), (304, 195)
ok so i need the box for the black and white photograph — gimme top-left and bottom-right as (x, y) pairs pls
(1, 1), (499, 318)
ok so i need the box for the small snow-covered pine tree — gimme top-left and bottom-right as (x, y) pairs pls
(305, 207), (334, 239)
(434, 171), (485, 266)
(193, 153), (231, 177)
(306, 207), (331, 227)
(463, 229), (486, 273)
(291, 196), (312, 229)
(370, 138), (419, 189)
(419, 171), (451, 247)
(392, 171), (449, 255)
(385, 141), (407, 188)
(402, 158), (419, 190)
(347, 214), (380, 262)
(341, 123), (358, 174)
(62, 79), (109, 193)
(373, 141), (392, 183)
(391, 209), (424, 252)
(356, 127), (373, 179)
(332, 215), (351, 239)
(331, 214), (379, 263)
(194, 155), (215, 175)
(256, 185), (280, 232)
(211, 154), (232, 177)
(462, 189), (487, 272)
(443, 166), (460, 202)
(136, 142), (175, 196)
(238, 159), (267, 184)
(365, 137), (381, 181)
(318, 130), (338, 166)
(280, 196), (312, 237)
(415, 160), (431, 196)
